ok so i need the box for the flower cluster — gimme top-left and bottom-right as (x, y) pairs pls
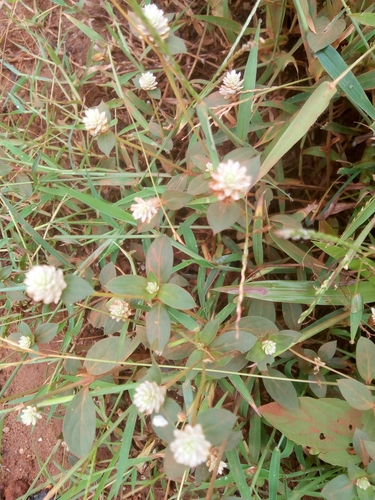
(170, 424), (212, 468)
(131, 197), (160, 224)
(24, 265), (67, 304)
(20, 406), (42, 426)
(108, 300), (131, 322)
(219, 70), (244, 100)
(262, 340), (276, 356)
(137, 4), (170, 42)
(139, 72), (158, 91)
(209, 159), (252, 202)
(133, 381), (166, 415)
(82, 108), (109, 136)
(18, 336), (32, 349)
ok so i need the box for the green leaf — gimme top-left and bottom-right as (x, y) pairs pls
(61, 275), (94, 303)
(166, 33), (187, 55)
(158, 283), (196, 310)
(62, 388), (96, 458)
(306, 16), (346, 53)
(84, 337), (130, 375)
(350, 13), (375, 27)
(162, 190), (192, 210)
(322, 474), (356, 500)
(356, 337), (375, 384)
(152, 397), (180, 443)
(260, 397), (368, 466)
(338, 379), (374, 411)
(64, 14), (106, 43)
(34, 323), (58, 343)
(350, 293), (363, 343)
(146, 235), (173, 284)
(210, 330), (257, 354)
(199, 319), (219, 345)
(196, 408), (237, 446)
(96, 130), (116, 156)
(164, 447), (188, 479)
(263, 368), (299, 411)
(99, 262), (117, 288)
(106, 275), (148, 299)
(207, 201), (240, 233)
(146, 303), (171, 352)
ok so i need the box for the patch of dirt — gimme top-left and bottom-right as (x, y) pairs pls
(0, 344), (67, 493)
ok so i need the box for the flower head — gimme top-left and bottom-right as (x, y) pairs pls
(262, 340), (276, 356)
(131, 197), (160, 224)
(209, 159), (252, 202)
(137, 4), (170, 42)
(24, 265), (67, 304)
(206, 447), (227, 475)
(152, 414), (168, 427)
(170, 424), (211, 468)
(82, 108), (109, 136)
(356, 477), (371, 490)
(139, 72), (158, 91)
(219, 70), (244, 100)
(205, 162), (214, 173)
(18, 336), (32, 349)
(20, 406), (42, 426)
(134, 381), (166, 414)
(108, 299), (131, 322)
(146, 281), (159, 295)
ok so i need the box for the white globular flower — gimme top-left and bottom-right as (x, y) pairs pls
(146, 281), (159, 295)
(82, 108), (109, 136)
(205, 162), (214, 173)
(108, 300), (131, 322)
(170, 423), (212, 468)
(130, 197), (160, 224)
(206, 448), (227, 475)
(139, 72), (158, 91)
(134, 381), (166, 415)
(20, 406), (42, 426)
(356, 477), (371, 490)
(152, 414), (168, 427)
(24, 265), (67, 305)
(137, 4), (170, 42)
(219, 70), (244, 99)
(262, 340), (277, 356)
(18, 336), (32, 349)
(209, 159), (252, 202)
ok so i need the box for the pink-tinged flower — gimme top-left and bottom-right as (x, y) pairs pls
(170, 424), (211, 468)
(24, 265), (67, 304)
(82, 108), (109, 136)
(131, 197), (160, 223)
(209, 159), (252, 202)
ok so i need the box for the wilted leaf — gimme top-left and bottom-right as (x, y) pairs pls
(63, 388), (96, 458)
(61, 275), (94, 303)
(307, 16), (346, 53)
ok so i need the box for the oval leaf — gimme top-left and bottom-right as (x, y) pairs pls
(207, 201), (240, 234)
(322, 474), (356, 500)
(356, 337), (375, 384)
(146, 302), (171, 352)
(263, 368), (299, 411)
(158, 283), (196, 310)
(196, 408), (237, 446)
(63, 388), (96, 458)
(146, 235), (173, 284)
(34, 323), (59, 343)
(106, 275), (148, 299)
(210, 330), (257, 354)
(338, 379), (374, 411)
(61, 275), (94, 303)
(85, 337), (130, 375)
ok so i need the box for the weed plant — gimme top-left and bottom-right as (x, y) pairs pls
(1, 0), (375, 498)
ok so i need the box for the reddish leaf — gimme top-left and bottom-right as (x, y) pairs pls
(146, 302), (171, 352)
(146, 235), (173, 284)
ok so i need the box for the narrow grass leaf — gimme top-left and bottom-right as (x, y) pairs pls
(64, 14), (106, 43)
(226, 449), (252, 499)
(269, 446), (281, 500)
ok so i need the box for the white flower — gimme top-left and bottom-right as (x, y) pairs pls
(18, 336), (32, 349)
(82, 108), (109, 136)
(262, 340), (276, 356)
(206, 448), (227, 475)
(24, 265), (67, 305)
(108, 300), (131, 322)
(134, 381), (166, 415)
(146, 281), (159, 295)
(20, 406), (42, 426)
(370, 307), (375, 322)
(137, 4), (170, 42)
(274, 228), (311, 241)
(356, 477), (371, 490)
(170, 423), (211, 468)
(219, 70), (244, 99)
(152, 414), (168, 427)
(205, 162), (214, 173)
(139, 72), (158, 91)
(130, 197), (160, 224)
(209, 159), (252, 202)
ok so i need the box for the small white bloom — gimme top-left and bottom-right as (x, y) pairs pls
(131, 197), (160, 224)
(134, 381), (166, 415)
(152, 414), (168, 427)
(371, 307), (375, 322)
(108, 299), (131, 322)
(170, 423), (211, 468)
(82, 108), (109, 136)
(20, 406), (42, 426)
(209, 159), (252, 202)
(219, 70), (244, 99)
(137, 4), (170, 42)
(18, 336), (32, 349)
(356, 477), (371, 490)
(262, 340), (276, 356)
(275, 228), (311, 240)
(24, 265), (67, 305)
(206, 448), (227, 475)
(205, 162), (214, 173)
(139, 72), (158, 91)
(146, 281), (159, 295)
